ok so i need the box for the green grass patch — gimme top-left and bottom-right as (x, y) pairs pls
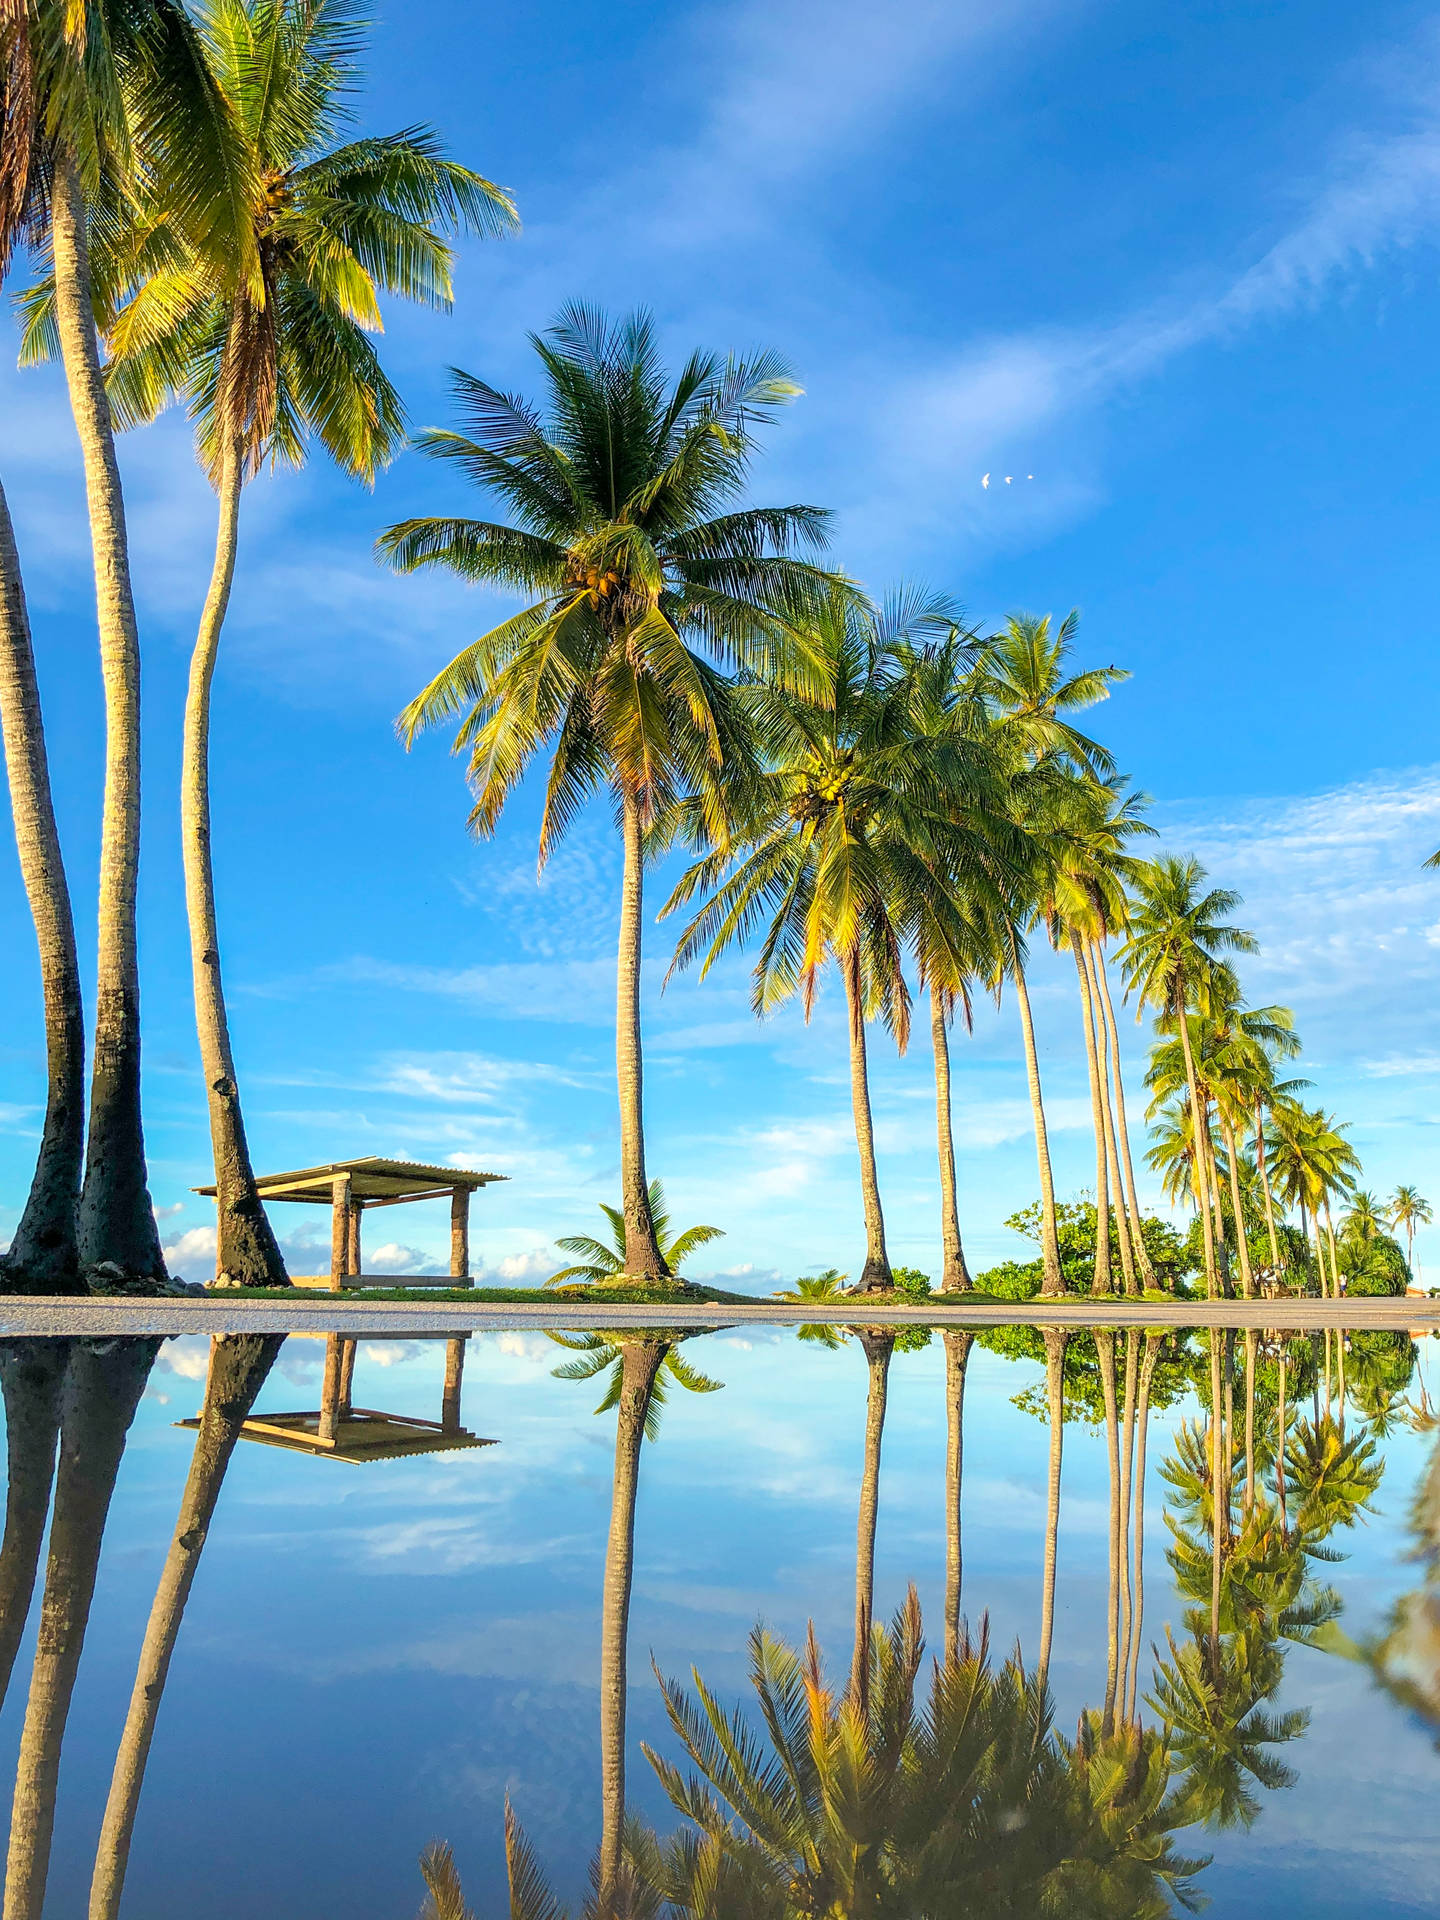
(206, 1281), (761, 1306)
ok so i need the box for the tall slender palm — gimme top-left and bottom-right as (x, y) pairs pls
(665, 590), (1016, 1290)
(89, 1332), (282, 1920)
(382, 307), (835, 1278)
(1388, 1185), (1431, 1279)
(549, 1329), (722, 1917)
(9, 0), (256, 1280)
(979, 613), (1127, 1294)
(0, 1342), (68, 1706)
(5, 1339), (160, 1920)
(1120, 856), (1257, 1298)
(0, 480), (84, 1291)
(40, 0), (515, 1284)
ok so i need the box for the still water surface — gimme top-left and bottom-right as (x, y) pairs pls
(0, 1322), (1437, 1917)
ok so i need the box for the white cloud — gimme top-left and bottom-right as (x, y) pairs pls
(162, 1224), (217, 1279)
(364, 1241), (438, 1275)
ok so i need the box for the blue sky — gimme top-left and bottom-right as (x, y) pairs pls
(5, 0), (1440, 1283)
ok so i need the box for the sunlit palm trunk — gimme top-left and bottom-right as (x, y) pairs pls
(1116, 1333), (1138, 1709)
(1093, 940), (1154, 1287)
(0, 1343), (68, 1708)
(597, 1338), (665, 1916)
(182, 441), (289, 1288)
(1086, 944), (1135, 1295)
(1073, 945), (1112, 1295)
(1254, 1100), (1281, 1280)
(49, 153), (163, 1280)
(1220, 1111), (1255, 1298)
(1243, 1329), (1256, 1514)
(0, 480), (84, 1291)
(89, 1334), (282, 1920)
(1205, 1115), (1233, 1300)
(1276, 1343), (1288, 1540)
(1176, 1000), (1217, 1297)
(844, 948), (891, 1290)
(851, 1330), (893, 1704)
(1037, 1328), (1067, 1694)
(1123, 1333), (1162, 1725)
(616, 792), (666, 1280)
(1095, 1332), (1123, 1732)
(931, 986), (972, 1291)
(1207, 1331), (1224, 1683)
(4, 1340), (158, 1920)
(1012, 960), (1063, 1294)
(942, 1330), (973, 1666)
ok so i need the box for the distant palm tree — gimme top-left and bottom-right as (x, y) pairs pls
(27, 0), (514, 1286)
(1121, 856), (1257, 1297)
(546, 1181), (723, 1288)
(1388, 1185), (1431, 1278)
(382, 306), (837, 1279)
(1340, 1191), (1385, 1247)
(665, 588), (1016, 1290)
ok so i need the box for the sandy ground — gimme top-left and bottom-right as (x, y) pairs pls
(2, 1295), (1437, 1337)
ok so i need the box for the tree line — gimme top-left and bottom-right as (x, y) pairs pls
(0, 0), (1426, 1298)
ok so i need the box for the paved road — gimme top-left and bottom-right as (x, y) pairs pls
(2, 1296), (1437, 1337)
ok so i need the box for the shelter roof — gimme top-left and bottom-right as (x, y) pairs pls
(193, 1156), (506, 1205)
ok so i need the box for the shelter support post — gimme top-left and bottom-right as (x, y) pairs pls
(319, 1335), (345, 1444)
(330, 1172), (353, 1290)
(451, 1187), (470, 1282)
(442, 1338), (467, 1434)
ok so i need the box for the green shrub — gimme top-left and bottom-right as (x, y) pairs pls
(891, 1266), (932, 1299)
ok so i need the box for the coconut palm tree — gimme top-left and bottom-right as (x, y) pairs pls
(0, 483), (84, 1293)
(546, 1181), (722, 1287)
(1120, 856), (1257, 1298)
(4, 1338), (159, 1920)
(30, 0), (515, 1285)
(88, 1332), (283, 1920)
(1388, 1185), (1431, 1279)
(381, 307), (837, 1279)
(0, 1342), (68, 1707)
(6, 0), (258, 1283)
(978, 615), (1128, 1295)
(665, 588), (1017, 1290)
(549, 1328), (723, 1915)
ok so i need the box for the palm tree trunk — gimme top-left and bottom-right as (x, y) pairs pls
(1254, 1100), (1281, 1282)
(851, 1330), (893, 1705)
(1095, 1332), (1123, 1733)
(597, 1338), (666, 1917)
(616, 790), (666, 1280)
(89, 1334), (282, 1920)
(844, 947), (891, 1291)
(1176, 1002), (1217, 1297)
(1074, 945), (1112, 1296)
(1324, 1208), (1342, 1302)
(1013, 960), (1063, 1294)
(931, 985), (972, 1291)
(942, 1329), (973, 1666)
(4, 1340), (158, 1920)
(1093, 941), (1154, 1286)
(49, 151), (164, 1281)
(1220, 1111), (1255, 1298)
(1123, 1333), (1162, 1726)
(1086, 944), (1136, 1295)
(1206, 1117), (1234, 1300)
(1276, 1344), (1289, 1541)
(0, 480), (84, 1292)
(1037, 1328), (1067, 1696)
(0, 1343), (69, 1710)
(1243, 1329), (1256, 1514)
(1207, 1331), (1224, 1684)
(182, 439), (288, 1288)
(1116, 1332), (1138, 1712)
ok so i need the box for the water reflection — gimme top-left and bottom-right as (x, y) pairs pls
(0, 1320), (1433, 1916)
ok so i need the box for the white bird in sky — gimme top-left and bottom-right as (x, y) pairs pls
(981, 473), (990, 489)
